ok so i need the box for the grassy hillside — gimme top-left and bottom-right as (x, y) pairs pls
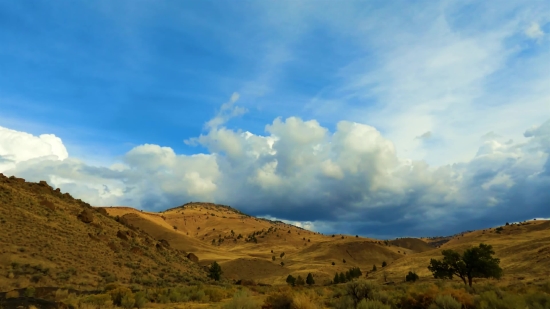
(103, 203), (429, 285)
(0, 174), (207, 292)
(2, 172), (549, 295)
(370, 220), (550, 285)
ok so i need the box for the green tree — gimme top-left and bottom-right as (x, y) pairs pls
(372, 264), (377, 271)
(382, 261), (387, 267)
(306, 273), (315, 285)
(345, 271), (352, 281)
(405, 271), (419, 282)
(208, 261), (223, 281)
(348, 267), (362, 279)
(333, 273), (340, 284)
(295, 275), (305, 286)
(286, 274), (296, 286)
(339, 272), (346, 283)
(280, 252), (285, 259)
(427, 243), (502, 287)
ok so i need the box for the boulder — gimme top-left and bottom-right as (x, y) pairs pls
(96, 207), (108, 216)
(116, 230), (129, 241)
(187, 253), (199, 263)
(159, 239), (170, 248)
(77, 209), (94, 223)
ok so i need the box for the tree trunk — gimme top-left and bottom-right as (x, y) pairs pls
(468, 276), (473, 287)
(460, 276), (467, 285)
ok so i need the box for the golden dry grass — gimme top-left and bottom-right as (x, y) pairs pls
(103, 203), (550, 287)
(2, 172), (549, 295)
(0, 174), (207, 292)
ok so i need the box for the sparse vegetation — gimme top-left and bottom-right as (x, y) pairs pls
(2, 174), (550, 309)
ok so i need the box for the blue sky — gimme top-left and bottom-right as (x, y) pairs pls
(1, 0), (549, 238)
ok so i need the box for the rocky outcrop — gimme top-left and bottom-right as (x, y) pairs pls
(116, 230), (129, 241)
(77, 209), (94, 223)
(187, 253), (199, 263)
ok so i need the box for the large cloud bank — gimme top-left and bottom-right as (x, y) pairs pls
(1, 117), (549, 238)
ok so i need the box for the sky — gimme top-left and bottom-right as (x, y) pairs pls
(0, 0), (549, 239)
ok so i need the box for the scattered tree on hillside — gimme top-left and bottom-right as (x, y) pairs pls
(280, 262), (285, 266)
(272, 256), (276, 261)
(332, 262), (335, 266)
(306, 273), (315, 285)
(280, 252), (285, 259)
(295, 275), (305, 286)
(339, 272), (346, 283)
(427, 243), (502, 287)
(405, 271), (419, 282)
(286, 275), (296, 286)
(372, 265), (377, 271)
(347, 267), (362, 279)
(343, 259), (346, 263)
(208, 261), (223, 281)
(382, 261), (387, 267)
(333, 273), (340, 284)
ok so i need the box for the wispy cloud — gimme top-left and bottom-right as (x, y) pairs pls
(525, 22), (545, 40)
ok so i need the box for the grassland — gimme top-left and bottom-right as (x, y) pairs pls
(1, 173), (550, 309)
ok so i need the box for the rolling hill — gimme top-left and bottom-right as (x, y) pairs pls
(2, 173), (549, 292)
(0, 174), (207, 292)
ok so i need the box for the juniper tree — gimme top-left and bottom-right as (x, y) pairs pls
(208, 261), (223, 281)
(306, 273), (315, 285)
(428, 243), (502, 287)
(286, 274), (296, 286)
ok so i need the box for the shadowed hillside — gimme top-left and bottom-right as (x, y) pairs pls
(0, 174), (207, 292)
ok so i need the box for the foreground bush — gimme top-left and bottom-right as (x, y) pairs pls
(222, 290), (260, 309)
(356, 299), (390, 309)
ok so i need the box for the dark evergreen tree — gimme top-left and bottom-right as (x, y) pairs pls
(208, 261), (223, 281)
(339, 272), (346, 283)
(286, 274), (296, 286)
(306, 273), (315, 285)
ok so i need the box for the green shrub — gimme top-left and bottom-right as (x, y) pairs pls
(357, 299), (391, 309)
(475, 290), (527, 309)
(205, 287), (225, 302)
(428, 294), (461, 309)
(24, 286), (36, 298)
(134, 291), (148, 309)
(332, 296), (355, 309)
(264, 291), (293, 309)
(345, 280), (379, 305)
(81, 293), (112, 308)
(524, 291), (550, 309)
(121, 293), (135, 309)
(109, 287), (133, 306)
(223, 290), (260, 309)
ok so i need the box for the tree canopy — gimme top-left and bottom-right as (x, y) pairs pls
(428, 243), (502, 286)
(208, 261), (223, 281)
